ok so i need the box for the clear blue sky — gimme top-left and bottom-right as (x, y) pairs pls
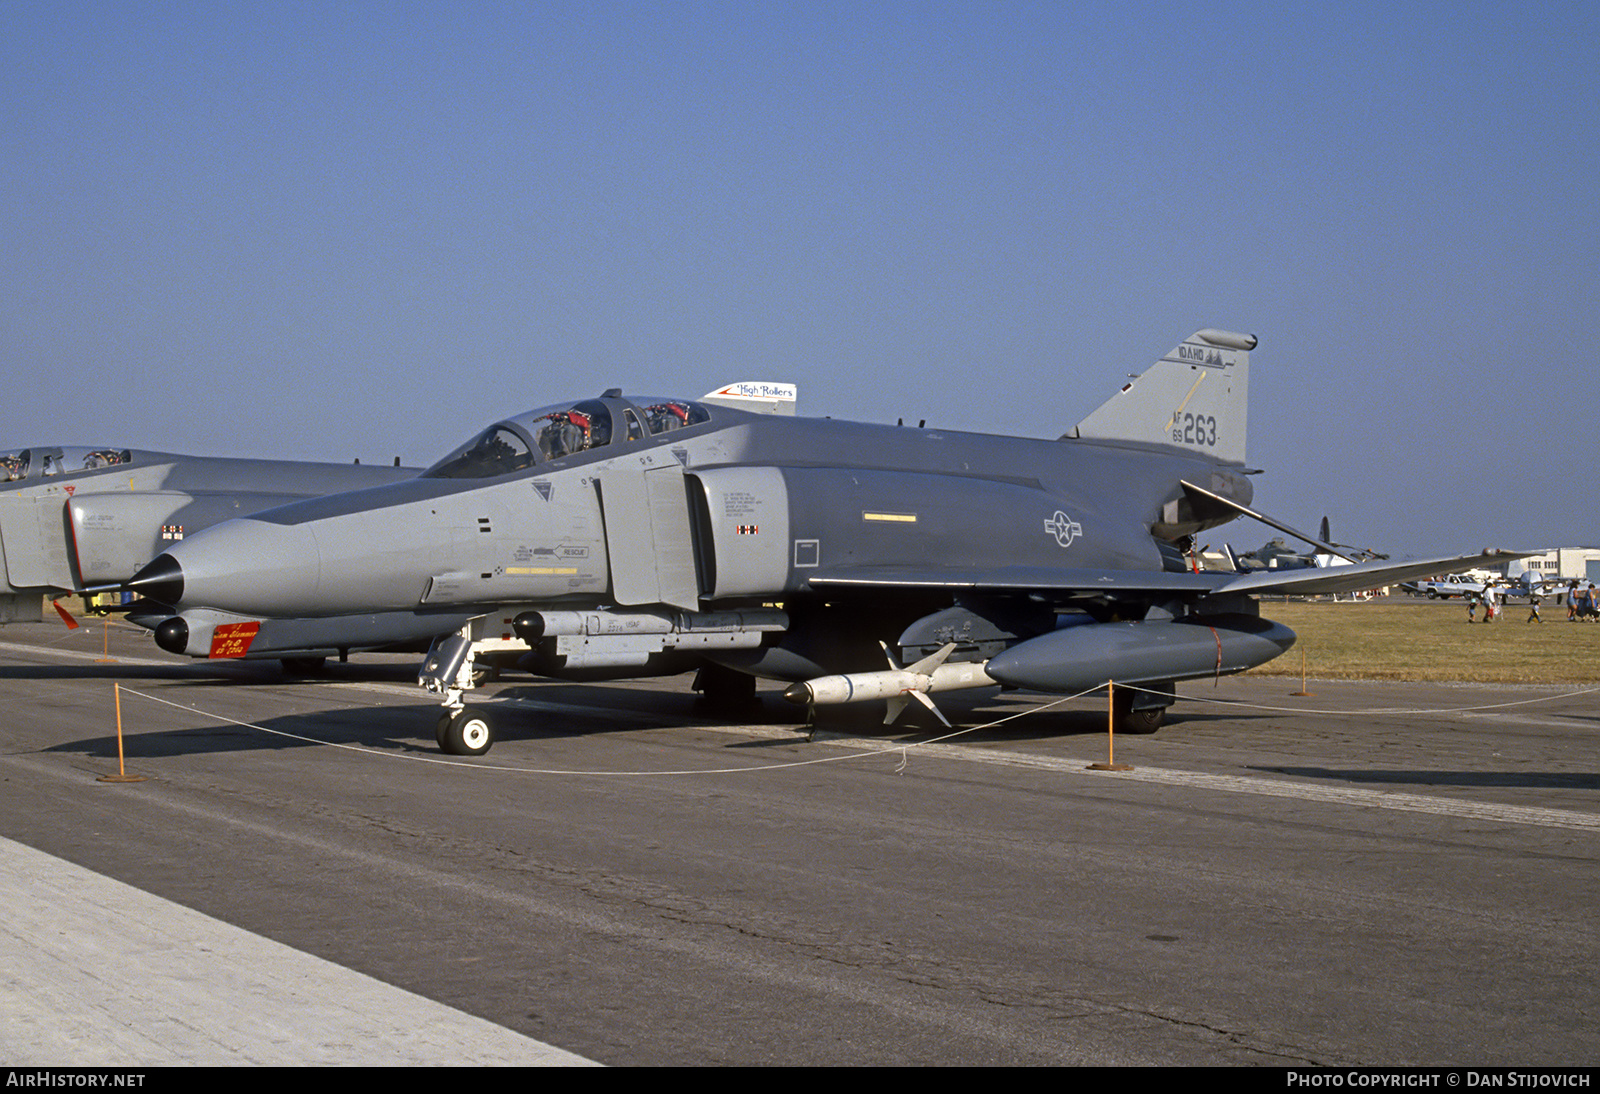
(3, 1), (1595, 558)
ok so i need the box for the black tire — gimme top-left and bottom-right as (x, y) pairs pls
(1120, 707), (1165, 735)
(440, 708), (495, 756)
(280, 656), (327, 675)
(1113, 690), (1165, 735)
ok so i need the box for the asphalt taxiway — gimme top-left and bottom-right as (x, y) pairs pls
(1, 620), (1596, 1065)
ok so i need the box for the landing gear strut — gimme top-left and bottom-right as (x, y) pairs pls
(419, 623), (521, 756)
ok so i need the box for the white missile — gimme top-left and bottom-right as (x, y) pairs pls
(782, 643), (996, 726)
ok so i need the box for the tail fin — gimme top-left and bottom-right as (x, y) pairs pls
(1062, 328), (1255, 465)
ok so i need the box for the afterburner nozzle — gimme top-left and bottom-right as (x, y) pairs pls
(126, 554), (184, 607)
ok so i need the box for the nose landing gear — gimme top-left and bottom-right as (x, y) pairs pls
(437, 706), (496, 756)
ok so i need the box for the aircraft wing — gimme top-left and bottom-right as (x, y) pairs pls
(808, 550), (1533, 600)
(1209, 549), (1532, 597)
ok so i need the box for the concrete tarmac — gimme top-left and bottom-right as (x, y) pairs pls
(1, 620), (1596, 1066)
(1, 835), (594, 1065)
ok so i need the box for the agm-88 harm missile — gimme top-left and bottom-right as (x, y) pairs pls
(783, 643), (996, 726)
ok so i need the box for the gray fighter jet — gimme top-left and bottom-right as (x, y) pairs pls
(0, 445), (415, 624)
(124, 331), (1522, 753)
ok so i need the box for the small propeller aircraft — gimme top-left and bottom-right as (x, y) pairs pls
(124, 331), (1521, 753)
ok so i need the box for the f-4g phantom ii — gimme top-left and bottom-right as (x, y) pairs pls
(126, 331), (1520, 754)
(0, 444), (415, 629)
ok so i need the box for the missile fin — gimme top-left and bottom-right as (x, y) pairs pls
(907, 689), (951, 728)
(904, 642), (957, 676)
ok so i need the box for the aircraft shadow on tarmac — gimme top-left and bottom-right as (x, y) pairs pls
(0, 662), (202, 684)
(11, 640), (1279, 756)
(41, 666), (1266, 761)
(0, 658), (419, 687)
(38, 674), (794, 760)
(52, 702), (449, 760)
(1253, 765), (1600, 790)
(52, 673), (1592, 789)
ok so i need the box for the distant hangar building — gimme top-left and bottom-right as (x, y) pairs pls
(1510, 548), (1600, 585)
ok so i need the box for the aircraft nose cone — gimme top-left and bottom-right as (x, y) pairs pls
(127, 554), (184, 607)
(151, 517), (326, 616)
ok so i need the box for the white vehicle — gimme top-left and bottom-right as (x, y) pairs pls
(1412, 573), (1492, 599)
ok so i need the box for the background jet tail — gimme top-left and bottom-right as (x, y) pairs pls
(1062, 328), (1255, 465)
(701, 382), (798, 416)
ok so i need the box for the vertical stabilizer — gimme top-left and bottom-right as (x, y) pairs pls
(1063, 329), (1255, 465)
(701, 382), (798, 416)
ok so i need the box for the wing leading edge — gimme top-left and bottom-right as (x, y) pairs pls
(807, 549), (1533, 600)
(1210, 549), (1533, 597)
(806, 566), (1231, 595)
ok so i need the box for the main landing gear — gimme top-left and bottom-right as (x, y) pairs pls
(1112, 681), (1173, 735)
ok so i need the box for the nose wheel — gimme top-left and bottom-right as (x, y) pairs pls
(437, 706), (497, 756)
(420, 626), (507, 756)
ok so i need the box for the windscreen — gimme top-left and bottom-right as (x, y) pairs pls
(424, 427), (536, 480)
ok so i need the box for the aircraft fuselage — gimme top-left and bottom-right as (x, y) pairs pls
(144, 410), (1252, 627)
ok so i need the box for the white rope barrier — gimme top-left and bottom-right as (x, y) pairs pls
(105, 673), (1598, 780)
(112, 684), (1100, 778)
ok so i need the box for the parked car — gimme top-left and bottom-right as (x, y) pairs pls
(1409, 573), (1489, 599)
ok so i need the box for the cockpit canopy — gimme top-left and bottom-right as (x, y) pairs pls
(423, 395), (714, 480)
(0, 447), (133, 483)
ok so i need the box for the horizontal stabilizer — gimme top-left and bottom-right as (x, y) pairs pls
(701, 382), (798, 416)
(1180, 480), (1359, 562)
